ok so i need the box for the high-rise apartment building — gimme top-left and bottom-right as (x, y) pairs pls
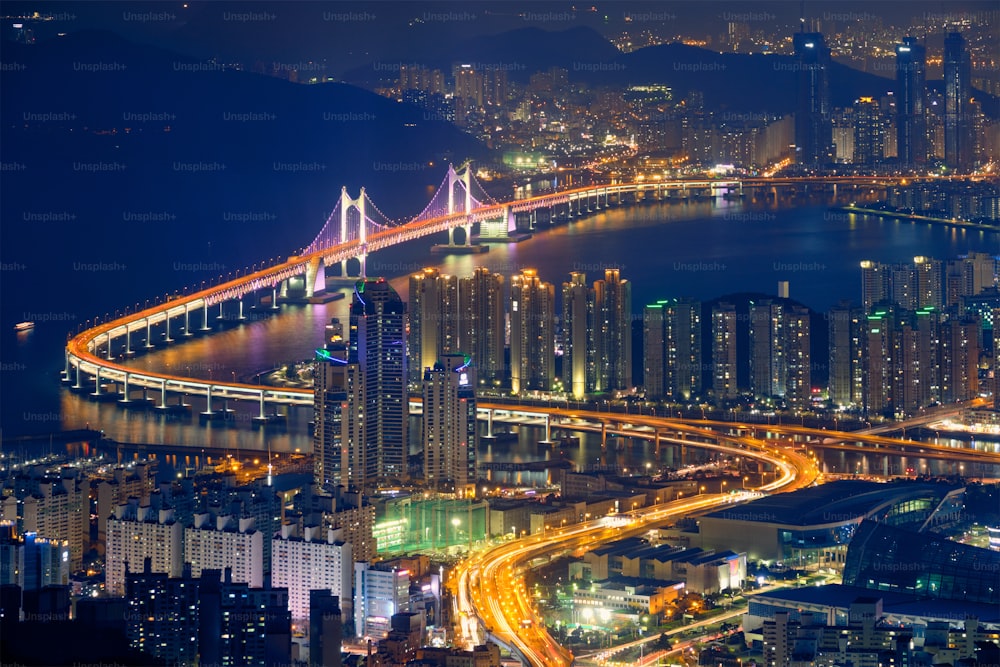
(105, 503), (184, 597)
(510, 269), (555, 393)
(422, 354), (477, 495)
(408, 268), (459, 385)
(562, 272), (595, 399)
(643, 298), (702, 401)
(271, 525), (352, 623)
(458, 267), (506, 387)
(712, 303), (739, 399)
(314, 319), (365, 492)
(594, 269), (633, 392)
(184, 513), (263, 588)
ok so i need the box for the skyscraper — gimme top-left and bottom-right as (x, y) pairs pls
(510, 269), (555, 393)
(314, 319), (365, 492)
(793, 32), (833, 168)
(408, 268), (459, 386)
(862, 309), (894, 418)
(895, 37), (927, 168)
(562, 272), (595, 399)
(458, 267), (506, 387)
(643, 298), (702, 401)
(351, 279), (408, 486)
(944, 32), (973, 172)
(712, 302), (738, 400)
(422, 353), (477, 495)
(594, 268), (633, 392)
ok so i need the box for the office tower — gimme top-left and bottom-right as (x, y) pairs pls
(271, 525), (352, 623)
(458, 267), (505, 386)
(712, 302), (738, 399)
(862, 309), (894, 417)
(562, 272), (596, 399)
(828, 303), (864, 408)
(184, 513), (264, 588)
(422, 353), (477, 495)
(940, 316), (980, 403)
(749, 301), (786, 399)
(852, 97), (883, 166)
(354, 562), (411, 639)
(314, 319), (365, 492)
(785, 305), (812, 410)
(350, 278), (408, 486)
(408, 268), (459, 385)
(105, 503), (183, 597)
(0, 527), (70, 592)
(510, 269), (555, 393)
(594, 268), (633, 392)
(896, 37), (927, 168)
(310, 591), (343, 667)
(944, 32), (973, 172)
(793, 32), (833, 168)
(644, 298), (702, 401)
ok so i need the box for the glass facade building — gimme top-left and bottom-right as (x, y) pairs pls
(843, 520), (1000, 605)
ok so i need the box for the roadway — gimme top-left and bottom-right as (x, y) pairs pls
(450, 433), (819, 667)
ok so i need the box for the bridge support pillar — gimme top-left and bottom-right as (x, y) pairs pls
(73, 363), (82, 390)
(280, 279), (289, 299)
(119, 374), (130, 404)
(601, 422), (607, 447)
(259, 392), (266, 419)
(305, 257), (322, 298)
(448, 226), (456, 246)
(463, 223), (472, 246)
(358, 253), (367, 280)
(271, 287), (278, 310)
(202, 386), (213, 415)
(238, 299), (245, 320)
(91, 367), (102, 397)
(164, 314), (173, 343)
(487, 409), (494, 438)
(202, 305), (210, 331)
(106, 333), (113, 360)
(219, 302), (225, 320)
(184, 305), (192, 336)
(125, 328), (132, 355)
(159, 380), (167, 409)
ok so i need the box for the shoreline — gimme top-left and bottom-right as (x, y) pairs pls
(833, 205), (1000, 232)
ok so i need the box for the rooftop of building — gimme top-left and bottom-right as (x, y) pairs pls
(703, 480), (962, 527)
(754, 584), (1000, 624)
(588, 536), (648, 557)
(592, 575), (685, 592)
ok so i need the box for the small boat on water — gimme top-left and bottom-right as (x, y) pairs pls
(14, 321), (34, 332)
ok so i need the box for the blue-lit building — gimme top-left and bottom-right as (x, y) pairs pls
(350, 278), (408, 487)
(843, 519), (1000, 606)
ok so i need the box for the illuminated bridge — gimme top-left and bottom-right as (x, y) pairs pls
(64, 164), (929, 417)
